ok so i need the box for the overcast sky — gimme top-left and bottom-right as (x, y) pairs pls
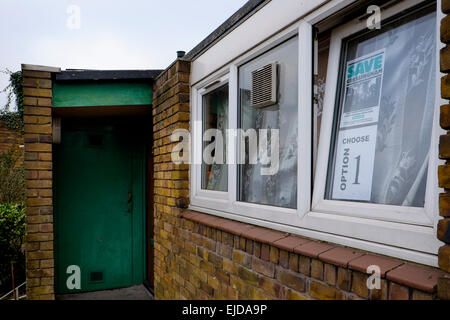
(0, 0), (248, 108)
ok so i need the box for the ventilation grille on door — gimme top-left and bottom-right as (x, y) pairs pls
(251, 62), (278, 109)
(90, 271), (103, 282)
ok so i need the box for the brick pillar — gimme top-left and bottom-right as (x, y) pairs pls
(152, 59), (190, 299)
(438, 0), (450, 300)
(21, 64), (59, 300)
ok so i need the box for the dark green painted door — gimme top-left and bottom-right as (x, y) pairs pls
(55, 118), (146, 294)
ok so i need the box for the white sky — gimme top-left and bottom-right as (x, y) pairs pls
(0, 0), (248, 108)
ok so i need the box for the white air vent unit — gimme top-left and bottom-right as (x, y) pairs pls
(251, 62), (278, 109)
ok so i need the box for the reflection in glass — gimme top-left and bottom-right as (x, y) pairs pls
(201, 84), (228, 191)
(326, 9), (436, 207)
(239, 37), (299, 209)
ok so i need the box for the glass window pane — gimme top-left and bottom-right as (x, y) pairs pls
(326, 8), (436, 207)
(201, 84), (228, 191)
(238, 37), (299, 209)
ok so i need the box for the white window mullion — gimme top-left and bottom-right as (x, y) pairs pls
(229, 65), (238, 204)
(298, 21), (313, 217)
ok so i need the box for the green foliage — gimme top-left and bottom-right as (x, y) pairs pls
(0, 145), (25, 293)
(0, 70), (25, 293)
(1, 70), (23, 132)
(0, 202), (25, 291)
(0, 203), (25, 260)
(0, 146), (24, 204)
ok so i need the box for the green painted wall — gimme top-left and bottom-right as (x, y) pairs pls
(53, 81), (153, 107)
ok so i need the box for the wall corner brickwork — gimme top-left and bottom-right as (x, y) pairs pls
(152, 59), (191, 299)
(22, 65), (55, 300)
(438, 0), (450, 300)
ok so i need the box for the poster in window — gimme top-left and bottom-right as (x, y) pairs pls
(340, 49), (385, 128)
(331, 50), (385, 201)
(331, 125), (378, 201)
(328, 10), (436, 207)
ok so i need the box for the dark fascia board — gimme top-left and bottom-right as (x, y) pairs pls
(55, 69), (164, 81)
(184, 0), (270, 61)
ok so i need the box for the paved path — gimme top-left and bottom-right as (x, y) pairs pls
(56, 285), (153, 300)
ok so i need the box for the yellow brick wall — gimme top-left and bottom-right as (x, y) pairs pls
(152, 59), (191, 299)
(22, 67), (55, 300)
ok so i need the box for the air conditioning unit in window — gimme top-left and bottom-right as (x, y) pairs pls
(251, 62), (278, 109)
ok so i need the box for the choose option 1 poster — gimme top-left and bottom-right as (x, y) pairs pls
(331, 125), (378, 201)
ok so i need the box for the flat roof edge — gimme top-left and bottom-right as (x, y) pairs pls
(55, 69), (164, 81)
(21, 64), (61, 73)
(184, 0), (270, 61)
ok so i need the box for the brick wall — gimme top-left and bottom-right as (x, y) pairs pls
(0, 120), (23, 162)
(22, 64), (56, 300)
(178, 211), (445, 300)
(152, 59), (191, 299)
(437, 0), (450, 299)
(154, 204), (445, 299)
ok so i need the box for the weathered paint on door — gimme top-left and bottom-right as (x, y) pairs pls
(54, 118), (146, 294)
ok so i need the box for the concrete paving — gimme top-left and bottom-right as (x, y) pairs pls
(56, 284), (154, 300)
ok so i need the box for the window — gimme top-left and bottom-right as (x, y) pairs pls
(325, 7), (436, 208)
(238, 37), (299, 209)
(314, 1), (439, 224)
(202, 84), (229, 192)
(191, 33), (308, 224)
(311, 0), (442, 265)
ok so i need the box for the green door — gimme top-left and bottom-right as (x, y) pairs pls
(54, 118), (146, 294)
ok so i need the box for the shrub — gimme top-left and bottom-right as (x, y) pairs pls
(0, 202), (25, 293)
(0, 145), (25, 294)
(1, 70), (23, 132)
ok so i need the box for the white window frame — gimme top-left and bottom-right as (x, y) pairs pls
(311, 0), (443, 263)
(191, 73), (231, 206)
(313, 0), (438, 226)
(191, 25), (312, 227)
(190, 0), (444, 267)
